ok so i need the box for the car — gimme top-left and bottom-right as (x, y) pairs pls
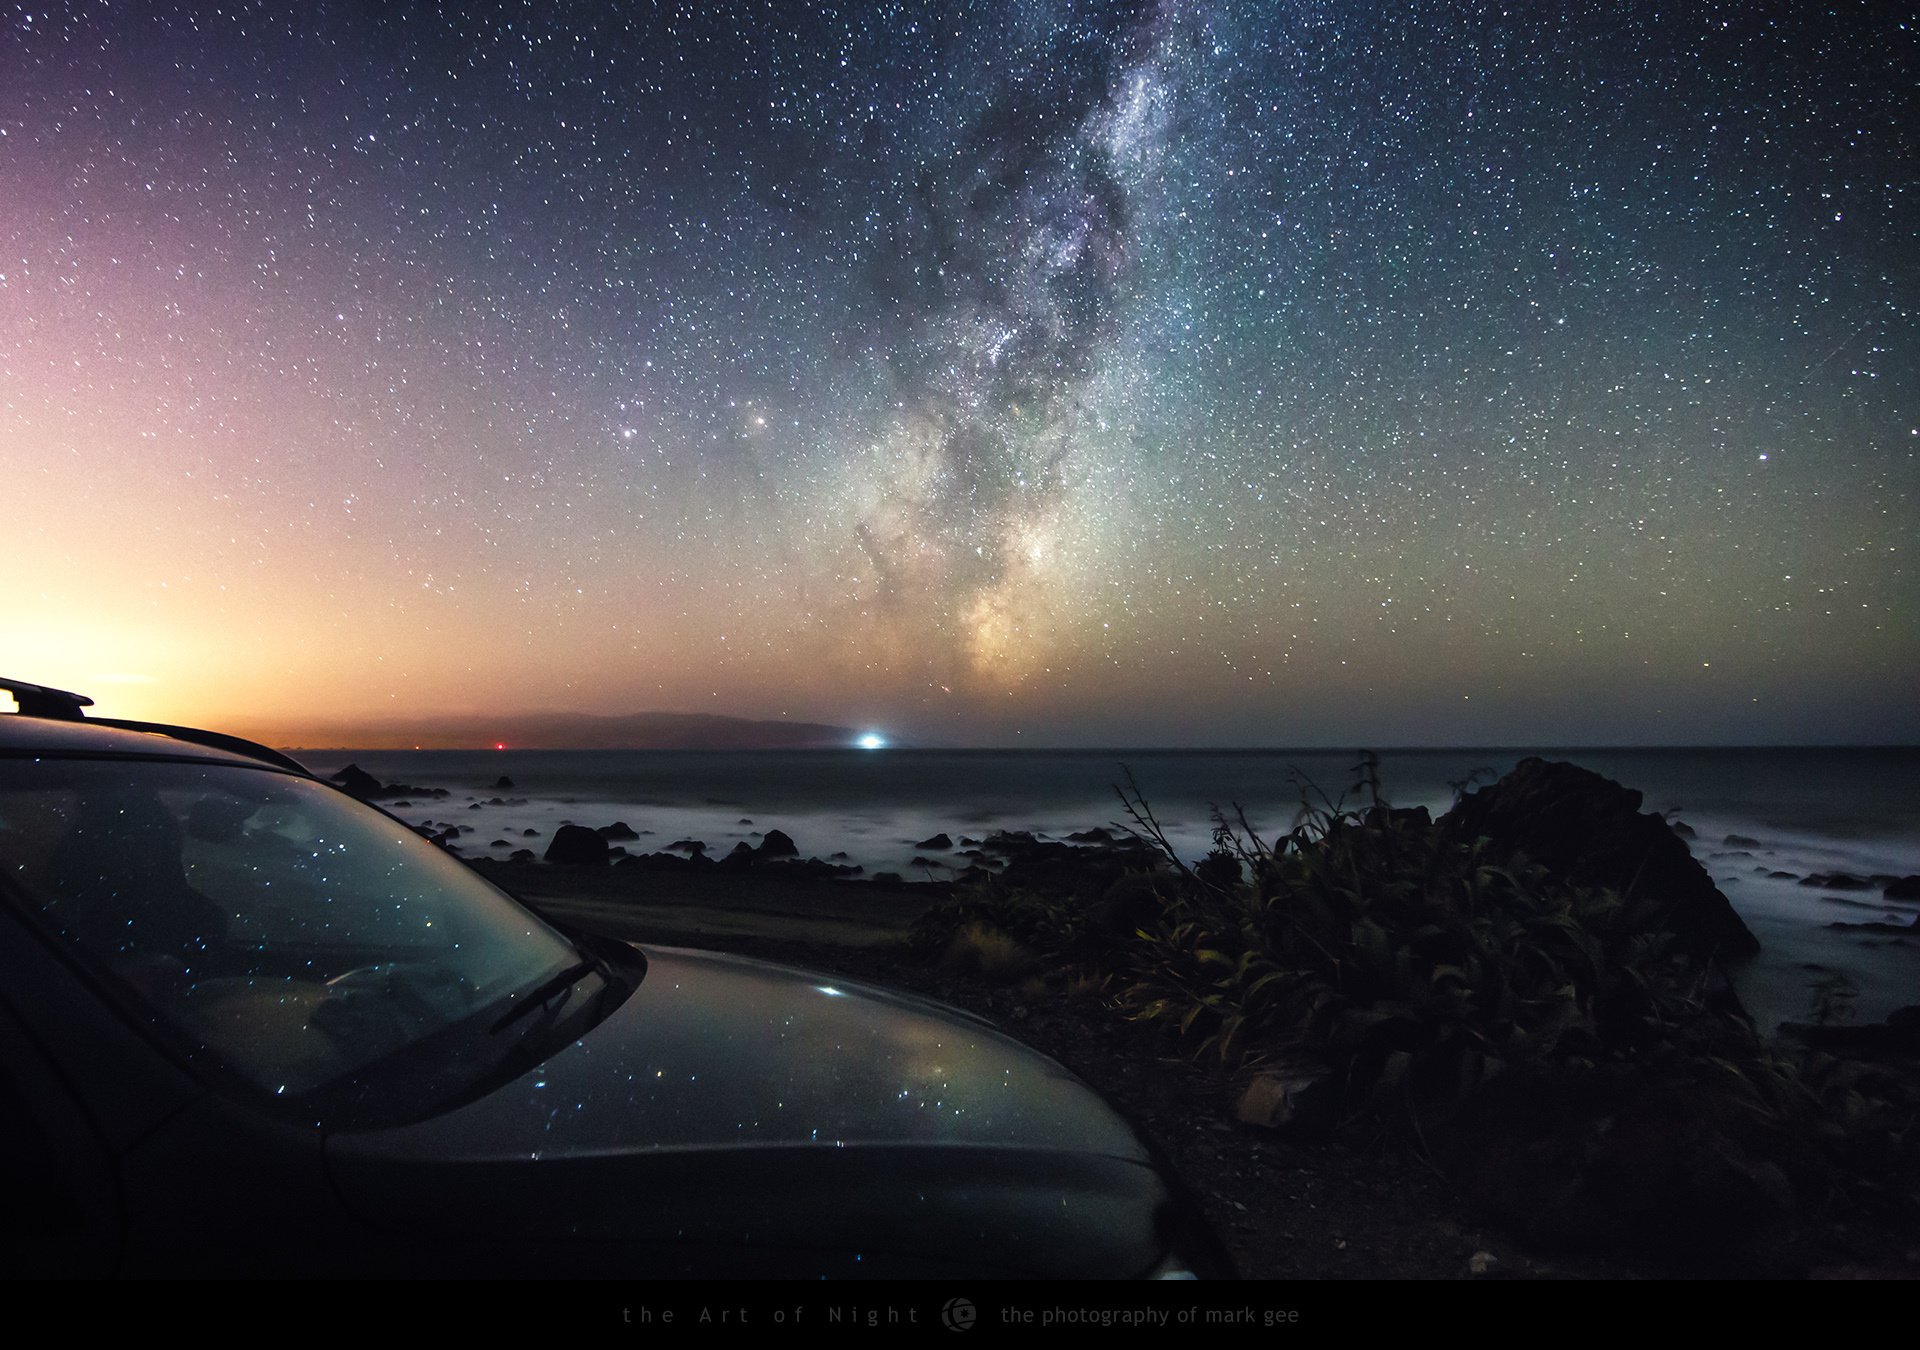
(0, 677), (1230, 1279)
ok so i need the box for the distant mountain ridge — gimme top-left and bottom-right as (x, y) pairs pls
(266, 711), (863, 751)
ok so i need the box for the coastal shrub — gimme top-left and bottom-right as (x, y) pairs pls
(1113, 765), (1756, 1137)
(908, 880), (1085, 964)
(936, 921), (1040, 984)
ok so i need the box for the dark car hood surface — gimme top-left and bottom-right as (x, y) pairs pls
(324, 946), (1175, 1277)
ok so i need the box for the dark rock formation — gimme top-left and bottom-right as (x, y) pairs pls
(543, 823), (610, 866)
(492, 775), (515, 790)
(1439, 757), (1760, 961)
(1885, 875), (1920, 901)
(914, 832), (954, 850)
(758, 828), (799, 858)
(330, 763), (384, 799)
(1724, 834), (1763, 848)
(1800, 872), (1870, 891)
(667, 839), (707, 855)
(598, 821), (640, 841)
(1066, 826), (1118, 844)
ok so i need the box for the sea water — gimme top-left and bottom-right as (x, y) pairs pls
(299, 747), (1920, 1034)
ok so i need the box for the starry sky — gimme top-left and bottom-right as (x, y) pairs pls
(3, 1), (1914, 747)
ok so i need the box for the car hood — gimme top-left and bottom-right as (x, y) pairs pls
(324, 946), (1178, 1276)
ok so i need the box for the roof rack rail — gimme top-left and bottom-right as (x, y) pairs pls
(0, 677), (94, 721)
(1, 676), (307, 773)
(88, 718), (311, 774)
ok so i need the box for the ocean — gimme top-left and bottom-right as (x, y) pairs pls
(299, 746), (1920, 1034)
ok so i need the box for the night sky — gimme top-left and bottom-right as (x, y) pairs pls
(4, 2), (1913, 746)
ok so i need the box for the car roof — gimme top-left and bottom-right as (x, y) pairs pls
(0, 708), (311, 773)
(0, 713), (271, 765)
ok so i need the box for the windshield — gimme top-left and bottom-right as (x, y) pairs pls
(0, 757), (587, 1102)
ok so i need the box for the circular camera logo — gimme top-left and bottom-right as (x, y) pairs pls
(941, 1297), (977, 1332)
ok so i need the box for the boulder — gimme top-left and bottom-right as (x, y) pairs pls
(758, 828), (799, 858)
(330, 763), (384, 799)
(1440, 758), (1759, 961)
(1800, 872), (1871, 891)
(598, 821), (640, 841)
(1885, 875), (1920, 901)
(543, 824), (610, 866)
(914, 832), (954, 850)
(492, 775), (515, 790)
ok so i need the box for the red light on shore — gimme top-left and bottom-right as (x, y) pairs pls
(495, 742), (507, 750)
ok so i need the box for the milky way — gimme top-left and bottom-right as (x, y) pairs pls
(2, 2), (1913, 745)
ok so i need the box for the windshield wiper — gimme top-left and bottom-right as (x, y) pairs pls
(488, 959), (598, 1035)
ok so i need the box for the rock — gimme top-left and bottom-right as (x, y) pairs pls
(1671, 821), (1697, 839)
(1885, 875), (1920, 901)
(758, 828), (799, 858)
(598, 821), (640, 841)
(667, 839), (707, 855)
(330, 763), (384, 799)
(1724, 834), (1763, 848)
(492, 775), (515, 790)
(1440, 758), (1759, 961)
(543, 824), (610, 866)
(508, 849), (535, 863)
(1468, 1251), (1499, 1276)
(1234, 1064), (1328, 1130)
(718, 841), (758, 869)
(523, 828), (540, 837)
(1800, 872), (1871, 891)
(738, 817), (754, 825)
(1066, 826), (1118, 844)
(914, 832), (954, 850)
(488, 839), (511, 848)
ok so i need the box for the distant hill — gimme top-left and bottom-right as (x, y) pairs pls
(266, 711), (863, 751)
